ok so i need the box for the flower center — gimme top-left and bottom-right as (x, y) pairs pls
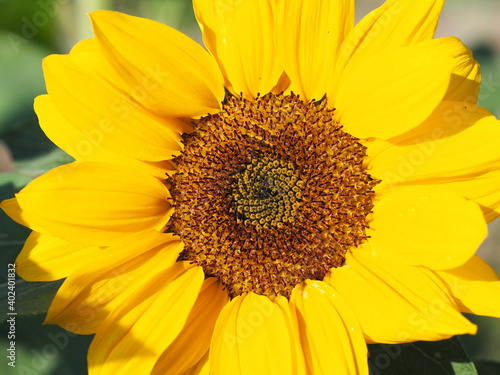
(231, 157), (303, 229)
(168, 93), (378, 298)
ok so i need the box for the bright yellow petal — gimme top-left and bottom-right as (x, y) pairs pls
(369, 102), (500, 187)
(14, 161), (171, 246)
(34, 95), (174, 179)
(367, 187), (487, 270)
(1, 198), (42, 232)
(436, 255), (500, 318)
(438, 170), (500, 222)
(333, 37), (474, 140)
(151, 278), (229, 375)
(90, 11), (224, 117)
(276, 0), (353, 101)
(272, 296), (307, 374)
(44, 231), (181, 334)
(333, 0), (445, 83)
(367, 101), (500, 221)
(325, 250), (477, 344)
(194, 0), (281, 98)
(61, 37), (193, 135)
(88, 262), (204, 375)
(42, 48), (184, 162)
(15, 232), (101, 281)
(291, 281), (368, 375)
(210, 293), (298, 375)
(445, 56), (481, 103)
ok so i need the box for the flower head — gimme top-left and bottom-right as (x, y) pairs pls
(2, 0), (500, 374)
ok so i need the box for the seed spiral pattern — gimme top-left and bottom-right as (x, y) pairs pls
(231, 157), (303, 229)
(168, 92), (379, 298)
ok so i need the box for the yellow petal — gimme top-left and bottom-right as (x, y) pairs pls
(271, 71), (292, 94)
(367, 187), (487, 270)
(291, 281), (368, 375)
(63, 37), (193, 134)
(88, 262), (204, 375)
(367, 101), (500, 221)
(15, 232), (101, 281)
(326, 250), (477, 344)
(151, 278), (229, 375)
(35, 95), (174, 178)
(210, 293), (298, 375)
(194, 0), (281, 98)
(44, 231), (181, 334)
(445, 56), (481, 103)
(438, 170), (500, 222)
(436, 255), (500, 318)
(333, 0), (445, 82)
(182, 351), (210, 375)
(272, 296), (307, 374)
(333, 37), (474, 140)
(276, 0), (353, 101)
(1, 198), (42, 232)
(369, 102), (500, 186)
(42, 48), (184, 162)
(90, 11), (224, 117)
(15, 161), (171, 246)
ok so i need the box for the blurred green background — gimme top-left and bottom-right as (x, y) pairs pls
(0, 0), (499, 374)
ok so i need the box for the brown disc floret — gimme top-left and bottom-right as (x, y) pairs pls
(168, 92), (378, 298)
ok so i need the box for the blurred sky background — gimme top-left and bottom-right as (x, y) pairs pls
(1, 0), (500, 374)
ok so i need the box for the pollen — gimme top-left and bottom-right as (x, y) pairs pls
(168, 92), (379, 298)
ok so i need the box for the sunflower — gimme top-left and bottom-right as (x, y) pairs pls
(2, 0), (500, 373)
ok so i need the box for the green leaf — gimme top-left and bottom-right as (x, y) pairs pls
(0, 278), (64, 322)
(0, 172), (33, 191)
(368, 337), (478, 375)
(14, 147), (74, 177)
(451, 361), (479, 375)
